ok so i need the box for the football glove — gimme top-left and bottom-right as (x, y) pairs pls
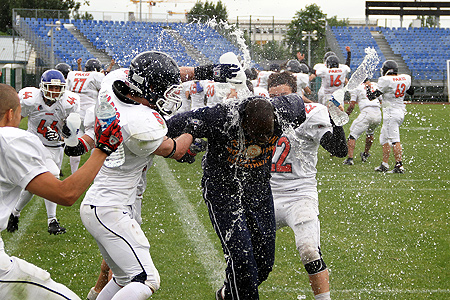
(95, 118), (123, 156)
(45, 127), (60, 141)
(194, 64), (240, 83)
(176, 138), (207, 164)
(182, 119), (204, 139)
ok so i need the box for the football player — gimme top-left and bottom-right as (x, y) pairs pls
(343, 78), (382, 165)
(78, 50), (239, 300)
(268, 72), (347, 300)
(66, 58), (105, 173)
(166, 90), (307, 299)
(7, 69), (81, 235)
(55, 62), (72, 79)
(254, 62), (280, 90)
(367, 60), (414, 173)
(0, 83), (122, 300)
(311, 55), (351, 106)
(285, 59), (312, 96)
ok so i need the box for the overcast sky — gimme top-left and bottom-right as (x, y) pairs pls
(80, 0), (450, 27)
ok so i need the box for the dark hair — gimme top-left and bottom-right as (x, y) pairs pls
(267, 71), (297, 93)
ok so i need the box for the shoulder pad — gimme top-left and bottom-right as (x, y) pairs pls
(19, 87), (41, 106)
(60, 91), (80, 110)
(123, 108), (168, 142)
(303, 103), (330, 127)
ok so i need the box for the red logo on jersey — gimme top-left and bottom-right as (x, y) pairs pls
(328, 69), (342, 73)
(393, 77), (406, 81)
(23, 91), (33, 99)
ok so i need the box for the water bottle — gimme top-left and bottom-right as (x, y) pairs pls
(327, 95), (349, 126)
(96, 96), (125, 167)
(65, 112), (81, 147)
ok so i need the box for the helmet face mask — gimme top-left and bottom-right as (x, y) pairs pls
(127, 51), (182, 116)
(155, 84), (182, 116)
(40, 70), (66, 104)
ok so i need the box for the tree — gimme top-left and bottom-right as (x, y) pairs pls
(186, 0), (228, 24)
(285, 4), (327, 66)
(251, 41), (291, 61)
(327, 16), (349, 27)
(0, 0), (89, 34)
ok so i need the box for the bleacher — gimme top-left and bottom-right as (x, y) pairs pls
(380, 27), (450, 81)
(331, 26), (385, 79)
(19, 17), (245, 70)
(330, 26), (450, 82)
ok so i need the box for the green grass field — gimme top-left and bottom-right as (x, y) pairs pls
(3, 103), (449, 299)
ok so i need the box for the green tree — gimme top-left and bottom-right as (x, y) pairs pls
(411, 15), (439, 28)
(327, 15), (349, 27)
(186, 0), (228, 24)
(1, 0), (89, 34)
(285, 4), (327, 66)
(252, 41), (290, 61)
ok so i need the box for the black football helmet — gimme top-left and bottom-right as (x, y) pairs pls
(298, 63), (309, 74)
(323, 51), (336, 63)
(85, 58), (102, 72)
(269, 63), (280, 72)
(286, 60), (302, 73)
(55, 63), (71, 78)
(326, 55), (340, 69)
(127, 51), (182, 116)
(381, 60), (398, 76)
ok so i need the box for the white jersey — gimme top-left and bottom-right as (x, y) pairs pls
(66, 71), (104, 119)
(0, 128), (49, 231)
(271, 103), (332, 199)
(19, 87), (80, 147)
(377, 74), (412, 110)
(253, 86), (269, 98)
(255, 70), (275, 90)
(82, 68), (168, 207)
(188, 80), (206, 110)
(293, 73), (310, 95)
(177, 81), (192, 114)
(315, 64), (351, 97)
(202, 80), (226, 107)
(349, 82), (381, 111)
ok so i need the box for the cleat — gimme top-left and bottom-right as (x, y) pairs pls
(388, 165), (404, 174)
(343, 158), (354, 165)
(7, 214), (19, 233)
(360, 152), (371, 162)
(48, 219), (66, 235)
(375, 163), (389, 172)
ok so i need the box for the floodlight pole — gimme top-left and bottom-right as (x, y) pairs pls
(46, 21), (61, 68)
(303, 31), (316, 66)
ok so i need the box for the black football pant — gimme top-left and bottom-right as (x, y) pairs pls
(203, 176), (276, 300)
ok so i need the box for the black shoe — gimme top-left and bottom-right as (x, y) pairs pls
(343, 158), (354, 165)
(216, 286), (228, 300)
(48, 219), (66, 235)
(7, 214), (19, 233)
(360, 152), (371, 162)
(388, 165), (405, 174)
(375, 163), (389, 172)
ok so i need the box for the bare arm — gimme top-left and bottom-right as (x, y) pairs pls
(180, 67), (195, 82)
(152, 133), (194, 160)
(346, 101), (356, 115)
(77, 58), (82, 71)
(26, 149), (107, 206)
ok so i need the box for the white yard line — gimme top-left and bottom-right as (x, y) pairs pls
(7, 197), (43, 254)
(154, 157), (225, 291)
(260, 286), (450, 294)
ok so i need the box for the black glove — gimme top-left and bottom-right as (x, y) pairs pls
(176, 138), (207, 164)
(60, 123), (71, 139)
(194, 64), (240, 82)
(45, 127), (60, 141)
(182, 119), (204, 139)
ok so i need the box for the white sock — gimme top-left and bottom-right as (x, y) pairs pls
(12, 208), (21, 217)
(70, 156), (81, 174)
(97, 280), (122, 300)
(87, 287), (100, 300)
(382, 161), (389, 168)
(315, 291), (331, 300)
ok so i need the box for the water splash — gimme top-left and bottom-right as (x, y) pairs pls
(347, 47), (380, 91)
